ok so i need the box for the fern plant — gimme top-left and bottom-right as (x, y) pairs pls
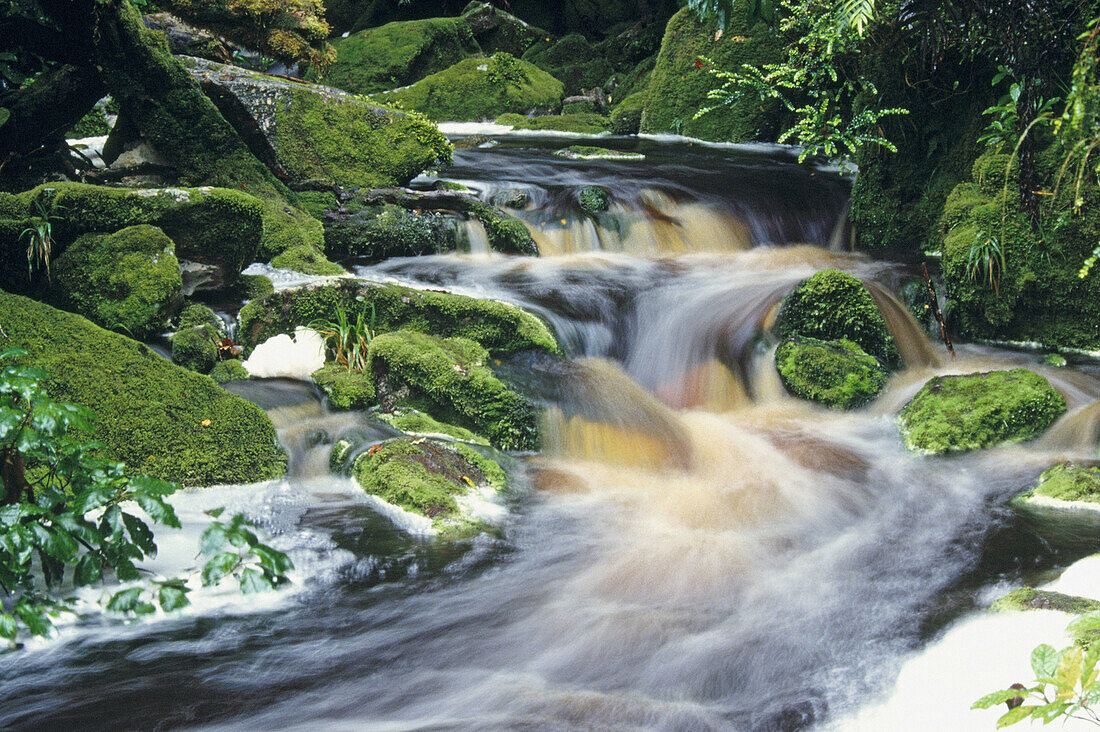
(19, 193), (63, 282)
(965, 230), (1007, 295)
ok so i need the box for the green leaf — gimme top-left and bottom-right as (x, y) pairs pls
(201, 552), (238, 586)
(157, 585), (191, 612)
(135, 493), (179, 529)
(238, 567), (274, 594)
(972, 689), (1027, 710)
(106, 586), (145, 613)
(115, 558), (141, 581)
(995, 705), (1032, 727)
(1056, 645), (1083, 691)
(73, 553), (102, 586)
(200, 522), (229, 556)
(0, 613), (17, 640)
(121, 512), (156, 557)
(252, 543), (293, 575)
(14, 601), (52, 636)
(1032, 644), (1061, 678)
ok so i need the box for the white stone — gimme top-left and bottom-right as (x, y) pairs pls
(242, 327), (326, 380)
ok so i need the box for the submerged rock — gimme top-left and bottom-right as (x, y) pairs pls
(185, 57), (452, 190)
(775, 269), (901, 369)
(0, 292), (286, 485)
(897, 369), (1066, 454)
(555, 145), (644, 161)
(775, 336), (888, 410)
(379, 53), (563, 122)
(578, 185), (611, 213)
(350, 436), (508, 538)
(50, 224), (182, 339)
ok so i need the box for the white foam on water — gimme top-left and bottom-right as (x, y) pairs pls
(241, 262), (350, 291)
(1048, 553), (1100, 597)
(455, 487), (509, 524)
(362, 495), (436, 537)
(243, 327), (326, 380)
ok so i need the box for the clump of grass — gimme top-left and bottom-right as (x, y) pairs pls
(310, 295), (376, 373)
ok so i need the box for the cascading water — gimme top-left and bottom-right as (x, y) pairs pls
(5, 131), (1100, 731)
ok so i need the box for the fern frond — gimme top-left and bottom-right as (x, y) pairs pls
(836, 0), (877, 36)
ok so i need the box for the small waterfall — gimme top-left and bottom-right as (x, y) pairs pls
(1038, 400), (1100, 453)
(460, 218), (492, 255)
(866, 282), (940, 368)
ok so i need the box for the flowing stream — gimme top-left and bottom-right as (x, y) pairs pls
(5, 132), (1100, 730)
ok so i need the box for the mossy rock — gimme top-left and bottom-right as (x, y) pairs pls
(311, 362), (376, 410)
(1010, 463), (1100, 540)
(609, 91), (646, 135)
(323, 203), (457, 261)
(897, 369), (1066, 454)
(68, 104), (111, 138)
(0, 292), (286, 486)
(49, 224), (182, 340)
(186, 57), (453, 192)
(521, 33), (614, 97)
(351, 436), (507, 535)
(379, 53), (563, 122)
(177, 302), (225, 334)
(210, 358), (249, 383)
(991, 587), (1100, 615)
(642, 4), (784, 142)
(237, 280), (558, 356)
(578, 185), (610, 213)
(374, 407), (489, 445)
(495, 112), (609, 135)
(323, 17), (480, 95)
(555, 145), (643, 161)
(369, 331), (538, 451)
(775, 336), (888, 410)
(774, 269), (900, 369)
(216, 273), (274, 302)
(171, 325), (218, 374)
(460, 2), (546, 57)
(0, 182), (263, 292)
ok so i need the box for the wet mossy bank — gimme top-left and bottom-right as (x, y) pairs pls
(0, 292), (286, 486)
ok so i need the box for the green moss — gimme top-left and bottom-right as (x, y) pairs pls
(350, 436), (506, 530)
(460, 1), (546, 57)
(775, 336), (888, 410)
(178, 302), (224, 333)
(555, 145), (644, 160)
(991, 587), (1100, 614)
(294, 190), (338, 220)
(323, 203), (456, 261)
(897, 369), (1067, 454)
(521, 33), (614, 96)
(937, 145), (1100, 350)
(323, 18), (479, 95)
(273, 89), (452, 190)
(311, 362), (376, 410)
(0, 182), (264, 292)
(642, 5), (784, 142)
(369, 330), (538, 450)
(49, 225), (182, 340)
(609, 91), (646, 135)
(68, 106), (110, 138)
(171, 325), (218, 374)
(562, 99), (596, 114)
(237, 280), (558, 356)
(578, 185), (610, 213)
(379, 53), (563, 122)
(467, 200), (537, 255)
(210, 358), (249, 383)
(774, 269), (900, 368)
(1017, 463), (1100, 504)
(0, 292), (286, 485)
(374, 407), (489, 445)
(236, 274), (275, 301)
(495, 112), (610, 135)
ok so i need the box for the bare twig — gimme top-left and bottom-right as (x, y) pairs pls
(922, 262), (955, 359)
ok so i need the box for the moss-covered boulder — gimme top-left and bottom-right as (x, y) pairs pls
(578, 186), (610, 213)
(1010, 463), (1100, 538)
(555, 146), (644, 161)
(897, 369), (1066, 454)
(991, 587), (1100, 614)
(369, 331), (538, 451)
(775, 336), (888, 410)
(187, 57), (452, 191)
(379, 53), (563, 122)
(210, 358), (249, 383)
(311, 362), (375, 410)
(495, 112), (610, 134)
(609, 92), (646, 135)
(374, 407), (488, 445)
(521, 33), (614, 97)
(237, 280), (558, 356)
(323, 17), (479, 95)
(460, 2), (545, 56)
(171, 302), (224, 375)
(350, 436), (507, 536)
(774, 269), (900, 368)
(49, 225), (182, 339)
(641, 4), (783, 141)
(0, 292), (286, 485)
(938, 146), (1100, 350)
(323, 203), (457, 261)
(0, 182), (263, 293)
